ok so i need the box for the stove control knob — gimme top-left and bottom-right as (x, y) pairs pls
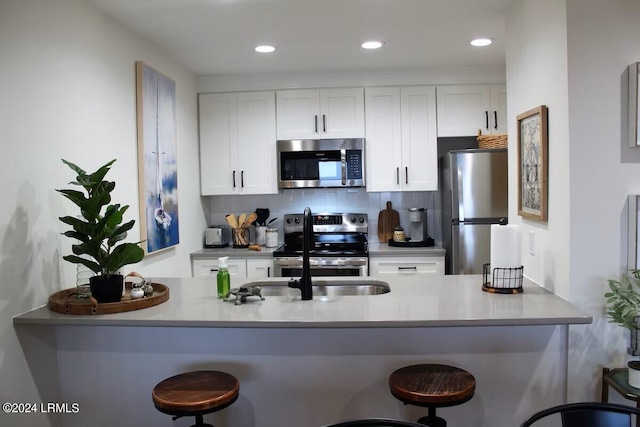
(294, 218), (300, 224)
(351, 217), (356, 223)
(286, 218), (292, 224)
(359, 217), (365, 223)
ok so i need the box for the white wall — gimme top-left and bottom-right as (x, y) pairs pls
(564, 0), (640, 402)
(0, 1), (201, 425)
(506, 0), (571, 296)
(507, 0), (640, 404)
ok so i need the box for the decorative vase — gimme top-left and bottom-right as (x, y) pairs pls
(90, 274), (124, 303)
(629, 361), (640, 389)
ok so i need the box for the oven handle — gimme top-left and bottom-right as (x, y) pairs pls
(273, 258), (368, 267)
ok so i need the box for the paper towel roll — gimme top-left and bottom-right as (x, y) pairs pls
(490, 225), (522, 287)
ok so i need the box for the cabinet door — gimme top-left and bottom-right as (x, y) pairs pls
(191, 259), (247, 278)
(364, 87), (403, 192)
(199, 93), (237, 195)
(319, 88), (365, 138)
(246, 259), (273, 278)
(369, 256), (444, 276)
(236, 91), (277, 194)
(276, 89), (320, 139)
(400, 86), (438, 191)
(490, 85), (507, 134)
(436, 85), (491, 137)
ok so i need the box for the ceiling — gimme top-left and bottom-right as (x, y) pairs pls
(87, 0), (511, 76)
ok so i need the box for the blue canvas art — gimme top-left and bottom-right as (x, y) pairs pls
(136, 62), (179, 253)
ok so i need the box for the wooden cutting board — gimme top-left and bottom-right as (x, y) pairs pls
(378, 201), (400, 243)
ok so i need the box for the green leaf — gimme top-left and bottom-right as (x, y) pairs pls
(62, 255), (101, 274)
(104, 243), (144, 273)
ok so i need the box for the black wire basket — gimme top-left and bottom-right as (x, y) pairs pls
(482, 263), (524, 294)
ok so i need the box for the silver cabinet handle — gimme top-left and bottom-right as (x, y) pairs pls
(396, 167), (400, 185)
(232, 171), (236, 188)
(405, 167), (408, 184)
(398, 266), (417, 270)
(267, 267), (271, 277)
(241, 171), (244, 188)
(323, 114), (327, 132)
(314, 115), (318, 133)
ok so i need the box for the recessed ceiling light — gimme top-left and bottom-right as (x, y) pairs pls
(470, 38), (493, 47)
(361, 41), (384, 50)
(255, 45), (275, 53)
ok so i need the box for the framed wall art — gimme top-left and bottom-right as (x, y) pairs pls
(628, 62), (640, 147)
(517, 105), (548, 221)
(135, 61), (180, 254)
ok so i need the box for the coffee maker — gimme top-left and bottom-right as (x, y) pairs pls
(408, 208), (430, 244)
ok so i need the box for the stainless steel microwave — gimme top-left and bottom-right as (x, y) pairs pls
(277, 138), (365, 189)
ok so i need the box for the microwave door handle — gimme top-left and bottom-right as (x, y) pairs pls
(341, 148), (347, 185)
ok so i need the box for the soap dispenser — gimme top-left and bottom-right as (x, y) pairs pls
(217, 256), (230, 298)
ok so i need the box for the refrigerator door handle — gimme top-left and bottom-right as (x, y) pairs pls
(455, 166), (464, 220)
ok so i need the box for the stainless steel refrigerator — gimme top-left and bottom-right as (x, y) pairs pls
(441, 148), (508, 274)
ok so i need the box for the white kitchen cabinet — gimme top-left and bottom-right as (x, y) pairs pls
(199, 91), (277, 195)
(369, 256), (445, 277)
(364, 86), (438, 192)
(192, 258), (247, 278)
(191, 258), (273, 278)
(246, 258), (274, 278)
(276, 88), (365, 139)
(436, 84), (507, 136)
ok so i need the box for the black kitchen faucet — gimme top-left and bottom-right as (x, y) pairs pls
(288, 207), (313, 300)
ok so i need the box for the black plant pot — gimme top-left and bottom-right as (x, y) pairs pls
(90, 274), (123, 303)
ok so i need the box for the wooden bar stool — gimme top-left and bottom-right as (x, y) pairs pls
(388, 364), (475, 427)
(152, 370), (239, 427)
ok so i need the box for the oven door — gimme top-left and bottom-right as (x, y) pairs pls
(273, 257), (368, 277)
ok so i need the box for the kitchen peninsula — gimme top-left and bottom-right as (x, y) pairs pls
(14, 276), (590, 427)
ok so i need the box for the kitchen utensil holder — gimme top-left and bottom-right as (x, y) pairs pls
(232, 228), (249, 248)
(482, 263), (524, 294)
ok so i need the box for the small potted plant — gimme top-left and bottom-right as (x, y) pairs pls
(605, 270), (640, 388)
(57, 159), (144, 303)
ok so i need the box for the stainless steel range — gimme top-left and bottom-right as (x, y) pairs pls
(273, 212), (369, 277)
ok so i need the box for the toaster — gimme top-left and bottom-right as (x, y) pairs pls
(204, 225), (229, 248)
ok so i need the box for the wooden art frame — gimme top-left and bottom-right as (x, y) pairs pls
(135, 61), (180, 254)
(517, 105), (548, 221)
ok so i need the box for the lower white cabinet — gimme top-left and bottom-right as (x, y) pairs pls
(192, 258), (274, 279)
(246, 259), (273, 278)
(369, 256), (444, 277)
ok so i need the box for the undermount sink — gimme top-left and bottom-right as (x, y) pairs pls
(243, 279), (390, 297)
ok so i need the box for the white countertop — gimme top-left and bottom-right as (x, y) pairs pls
(190, 243), (445, 259)
(368, 243), (446, 256)
(14, 275), (591, 328)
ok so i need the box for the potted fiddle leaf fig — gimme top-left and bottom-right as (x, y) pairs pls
(57, 159), (144, 303)
(605, 270), (640, 388)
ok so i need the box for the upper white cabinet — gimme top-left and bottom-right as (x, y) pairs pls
(364, 86), (438, 192)
(436, 85), (507, 136)
(276, 88), (365, 139)
(199, 91), (277, 195)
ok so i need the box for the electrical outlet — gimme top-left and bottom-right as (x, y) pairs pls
(528, 231), (535, 256)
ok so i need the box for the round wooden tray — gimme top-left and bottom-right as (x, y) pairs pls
(48, 282), (169, 315)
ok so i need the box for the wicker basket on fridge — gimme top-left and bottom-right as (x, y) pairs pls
(477, 129), (508, 149)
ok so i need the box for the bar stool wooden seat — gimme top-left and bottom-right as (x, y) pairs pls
(388, 364), (475, 427)
(152, 370), (239, 427)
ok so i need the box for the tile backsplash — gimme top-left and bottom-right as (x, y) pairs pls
(205, 188), (442, 245)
